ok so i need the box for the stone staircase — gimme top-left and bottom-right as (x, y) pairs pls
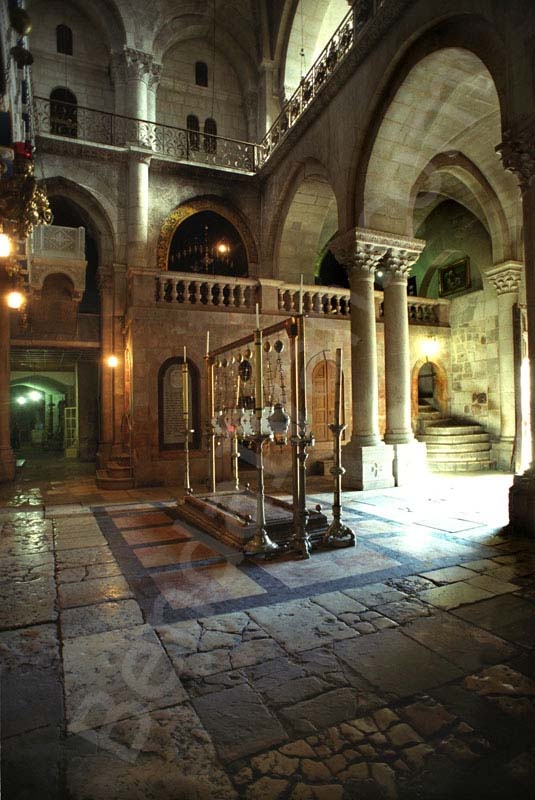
(96, 450), (134, 490)
(417, 410), (495, 472)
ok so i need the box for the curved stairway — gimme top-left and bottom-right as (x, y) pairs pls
(418, 416), (495, 472)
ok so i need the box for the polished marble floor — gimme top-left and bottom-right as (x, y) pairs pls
(1, 469), (534, 799)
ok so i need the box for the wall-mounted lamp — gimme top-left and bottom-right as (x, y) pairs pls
(0, 231), (12, 258)
(106, 355), (119, 368)
(6, 289), (25, 309)
(421, 336), (439, 361)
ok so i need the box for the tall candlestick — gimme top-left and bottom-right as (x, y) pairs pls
(183, 345), (187, 362)
(299, 273), (304, 315)
(206, 331), (210, 355)
(182, 353), (189, 417)
(255, 302), (260, 330)
(334, 347), (342, 423)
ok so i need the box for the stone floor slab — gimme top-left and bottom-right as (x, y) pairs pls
(63, 624), (186, 732)
(452, 594), (535, 648)
(58, 575), (134, 609)
(193, 684), (288, 762)
(417, 581), (494, 610)
(249, 599), (356, 653)
(334, 629), (463, 698)
(61, 599), (144, 638)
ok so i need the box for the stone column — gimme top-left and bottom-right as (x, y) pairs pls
(497, 120), (535, 534)
(97, 271), (114, 466)
(383, 238), (426, 484)
(330, 228), (394, 489)
(146, 63), (162, 124)
(485, 261), (523, 469)
(127, 150), (151, 268)
(259, 60), (281, 135)
(0, 269), (15, 482)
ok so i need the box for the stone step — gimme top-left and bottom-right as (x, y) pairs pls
(106, 462), (133, 478)
(426, 450), (493, 463)
(420, 432), (490, 445)
(425, 423), (483, 436)
(96, 469), (134, 490)
(426, 445), (492, 459)
(428, 459), (496, 473)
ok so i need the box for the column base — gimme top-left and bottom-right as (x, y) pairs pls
(0, 446), (16, 483)
(392, 441), (427, 486)
(343, 442), (395, 490)
(508, 469), (535, 536)
(492, 438), (515, 472)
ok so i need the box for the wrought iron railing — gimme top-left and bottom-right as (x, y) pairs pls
(33, 96), (258, 173)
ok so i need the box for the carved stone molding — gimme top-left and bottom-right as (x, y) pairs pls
(384, 237), (426, 284)
(329, 228), (425, 281)
(496, 121), (535, 191)
(485, 261), (523, 296)
(147, 62), (163, 92)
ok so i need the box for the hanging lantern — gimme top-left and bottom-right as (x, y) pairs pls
(268, 403), (290, 445)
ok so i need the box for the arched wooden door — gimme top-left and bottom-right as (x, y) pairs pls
(312, 360), (343, 441)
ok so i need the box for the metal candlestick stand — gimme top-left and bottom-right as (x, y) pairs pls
(244, 326), (278, 555)
(182, 357), (192, 493)
(290, 314), (314, 559)
(323, 347), (355, 548)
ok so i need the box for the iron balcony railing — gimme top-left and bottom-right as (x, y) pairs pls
(34, 2), (388, 172)
(258, 0), (386, 166)
(33, 96), (259, 173)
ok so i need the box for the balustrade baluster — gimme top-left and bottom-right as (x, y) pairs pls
(193, 280), (201, 304)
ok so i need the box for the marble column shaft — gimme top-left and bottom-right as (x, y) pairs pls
(497, 120), (535, 533)
(383, 243), (425, 443)
(486, 262), (523, 446)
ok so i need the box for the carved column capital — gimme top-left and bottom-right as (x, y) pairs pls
(383, 236), (426, 285)
(496, 121), (535, 192)
(110, 47), (156, 85)
(329, 228), (389, 279)
(147, 62), (163, 92)
(485, 261), (523, 296)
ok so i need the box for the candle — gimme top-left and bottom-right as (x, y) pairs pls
(235, 374), (241, 408)
(182, 348), (189, 418)
(206, 330), (210, 355)
(334, 347), (342, 423)
(255, 302), (260, 330)
(299, 273), (304, 315)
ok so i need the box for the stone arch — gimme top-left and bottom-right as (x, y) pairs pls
(411, 357), (449, 423)
(350, 15), (513, 233)
(410, 152), (513, 263)
(157, 196), (258, 273)
(270, 158), (339, 282)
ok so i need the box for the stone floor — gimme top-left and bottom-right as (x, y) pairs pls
(1, 465), (534, 799)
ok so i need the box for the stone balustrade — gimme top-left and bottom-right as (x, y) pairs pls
(30, 225), (85, 261)
(144, 271), (450, 326)
(154, 273), (259, 309)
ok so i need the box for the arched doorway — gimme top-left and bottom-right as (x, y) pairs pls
(311, 359), (344, 442)
(418, 362), (437, 408)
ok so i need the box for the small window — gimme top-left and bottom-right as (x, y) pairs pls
(195, 61), (208, 87)
(204, 117), (217, 153)
(56, 25), (73, 56)
(50, 87), (77, 138)
(186, 114), (200, 151)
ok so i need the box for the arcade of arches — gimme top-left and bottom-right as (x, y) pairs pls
(1, 0), (535, 544)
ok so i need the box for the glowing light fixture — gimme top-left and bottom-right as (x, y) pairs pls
(376, 270), (383, 278)
(107, 355), (119, 368)
(6, 290), (25, 309)
(0, 232), (12, 258)
(29, 390), (41, 401)
(421, 336), (439, 360)
(16, 396), (26, 405)
(217, 242), (229, 255)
